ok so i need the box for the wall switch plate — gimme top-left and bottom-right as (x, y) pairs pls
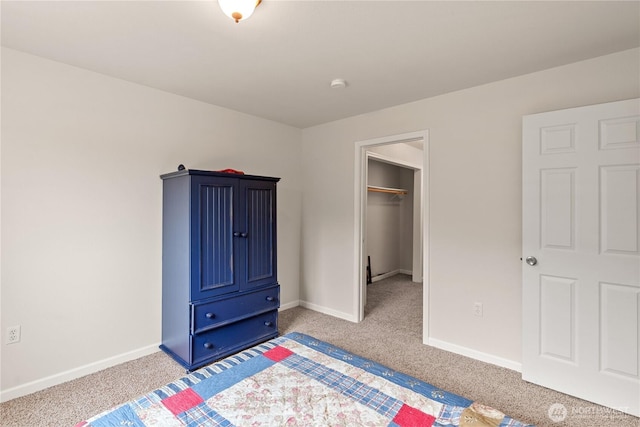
(473, 302), (483, 317)
(6, 325), (21, 344)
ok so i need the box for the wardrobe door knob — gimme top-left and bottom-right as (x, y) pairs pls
(203, 342), (214, 350)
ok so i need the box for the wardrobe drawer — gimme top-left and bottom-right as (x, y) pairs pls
(192, 311), (277, 363)
(192, 285), (279, 333)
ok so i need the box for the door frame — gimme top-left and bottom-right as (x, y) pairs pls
(353, 130), (430, 342)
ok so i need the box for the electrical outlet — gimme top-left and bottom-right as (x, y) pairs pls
(473, 302), (483, 317)
(6, 326), (21, 344)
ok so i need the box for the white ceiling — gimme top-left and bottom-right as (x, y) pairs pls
(2, 1), (639, 129)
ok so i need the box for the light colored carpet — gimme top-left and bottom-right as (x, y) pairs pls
(1, 275), (637, 426)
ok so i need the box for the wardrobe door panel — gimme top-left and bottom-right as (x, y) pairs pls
(240, 180), (277, 291)
(191, 176), (239, 300)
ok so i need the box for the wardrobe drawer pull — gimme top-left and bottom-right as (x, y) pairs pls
(205, 312), (215, 319)
(264, 321), (274, 327)
(203, 342), (214, 350)
(265, 296), (275, 302)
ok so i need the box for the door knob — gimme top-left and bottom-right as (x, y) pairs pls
(525, 256), (538, 266)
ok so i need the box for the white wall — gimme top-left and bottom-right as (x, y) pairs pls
(367, 143), (424, 170)
(0, 48), (302, 398)
(300, 48), (640, 365)
(2, 45), (638, 400)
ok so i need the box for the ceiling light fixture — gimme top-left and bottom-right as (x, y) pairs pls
(330, 79), (347, 89)
(218, 0), (262, 23)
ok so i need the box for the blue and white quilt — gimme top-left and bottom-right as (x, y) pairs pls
(77, 332), (533, 426)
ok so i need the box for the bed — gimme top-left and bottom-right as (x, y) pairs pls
(76, 332), (533, 426)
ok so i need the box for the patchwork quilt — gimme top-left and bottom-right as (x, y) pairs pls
(77, 332), (533, 426)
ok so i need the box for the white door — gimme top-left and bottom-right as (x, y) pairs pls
(522, 98), (640, 417)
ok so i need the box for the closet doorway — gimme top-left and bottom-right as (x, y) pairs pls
(354, 130), (429, 343)
(366, 154), (419, 283)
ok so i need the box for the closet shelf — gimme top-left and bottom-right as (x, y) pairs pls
(367, 185), (408, 195)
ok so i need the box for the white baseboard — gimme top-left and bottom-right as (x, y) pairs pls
(427, 337), (522, 372)
(278, 300), (300, 311)
(298, 300), (358, 323)
(1, 300), (303, 403)
(0, 343), (160, 403)
(372, 269), (410, 282)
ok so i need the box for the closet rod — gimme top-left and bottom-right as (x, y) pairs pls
(367, 185), (408, 195)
